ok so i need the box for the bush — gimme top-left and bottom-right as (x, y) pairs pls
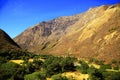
(51, 74), (68, 80)
(111, 59), (117, 64)
(89, 58), (104, 65)
(76, 60), (89, 74)
(87, 66), (97, 74)
(0, 62), (20, 80)
(42, 56), (76, 76)
(89, 69), (104, 80)
(0, 57), (7, 64)
(24, 72), (46, 80)
(99, 64), (112, 71)
(113, 66), (119, 70)
(102, 72), (120, 80)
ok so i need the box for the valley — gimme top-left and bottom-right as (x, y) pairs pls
(14, 3), (120, 63)
(0, 3), (120, 80)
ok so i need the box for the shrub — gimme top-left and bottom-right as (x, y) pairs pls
(89, 58), (104, 65)
(42, 56), (75, 76)
(111, 59), (117, 64)
(76, 60), (89, 74)
(51, 74), (68, 80)
(109, 27), (117, 33)
(24, 72), (46, 80)
(89, 69), (104, 80)
(87, 66), (97, 74)
(113, 66), (119, 70)
(0, 62), (20, 80)
(99, 64), (112, 71)
(102, 72), (120, 80)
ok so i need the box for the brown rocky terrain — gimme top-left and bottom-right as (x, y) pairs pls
(0, 29), (20, 52)
(14, 3), (120, 63)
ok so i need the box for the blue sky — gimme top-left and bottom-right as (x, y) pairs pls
(0, 0), (120, 38)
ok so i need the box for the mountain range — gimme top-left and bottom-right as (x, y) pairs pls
(1, 3), (120, 63)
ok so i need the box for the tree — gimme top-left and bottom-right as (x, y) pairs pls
(76, 60), (89, 74)
(89, 69), (104, 80)
(0, 62), (20, 80)
(102, 72), (120, 80)
(24, 72), (46, 80)
(51, 74), (68, 80)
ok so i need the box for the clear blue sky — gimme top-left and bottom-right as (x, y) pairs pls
(0, 0), (120, 38)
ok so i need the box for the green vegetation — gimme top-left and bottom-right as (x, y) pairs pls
(89, 58), (104, 65)
(0, 52), (120, 80)
(42, 56), (76, 76)
(24, 72), (46, 80)
(108, 27), (117, 33)
(51, 74), (68, 80)
(76, 60), (89, 74)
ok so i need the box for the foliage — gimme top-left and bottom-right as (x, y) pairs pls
(51, 74), (68, 80)
(0, 62), (20, 80)
(0, 53), (119, 80)
(0, 50), (35, 60)
(42, 56), (76, 76)
(89, 68), (104, 80)
(24, 72), (46, 80)
(108, 27), (117, 33)
(89, 58), (104, 65)
(0, 57), (7, 65)
(99, 64), (112, 72)
(87, 66), (96, 74)
(102, 72), (120, 80)
(111, 59), (117, 64)
(113, 66), (119, 70)
(76, 60), (89, 74)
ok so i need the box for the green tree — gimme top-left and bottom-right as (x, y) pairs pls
(51, 74), (68, 80)
(89, 69), (104, 80)
(24, 72), (46, 80)
(0, 62), (20, 80)
(76, 60), (89, 74)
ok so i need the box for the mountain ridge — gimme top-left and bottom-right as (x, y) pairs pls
(14, 3), (120, 62)
(0, 29), (20, 52)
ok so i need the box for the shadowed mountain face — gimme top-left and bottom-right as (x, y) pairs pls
(14, 3), (120, 62)
(0, 29), (20, 52)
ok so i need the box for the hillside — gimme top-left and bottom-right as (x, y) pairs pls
(14, 3), (120, 63)
(50, 4), (120, 62)
(14, 14), (82, 51)
(0, 29), (20, 52)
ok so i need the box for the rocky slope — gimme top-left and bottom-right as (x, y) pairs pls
(0, 29), (20, 52)
(14, 3), (120, 62)
(14, 14), (83, 51)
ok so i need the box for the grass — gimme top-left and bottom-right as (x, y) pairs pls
(62, 71), (89, 80)
(10, 60), (24, 65)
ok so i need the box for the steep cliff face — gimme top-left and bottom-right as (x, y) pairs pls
(0, 29), (20, 52)
(14, 3), (120, 62)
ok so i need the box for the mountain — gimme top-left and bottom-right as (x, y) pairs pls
(14, 3), (120, 63)
(0, 29), (20, 52)
(14, 14), (82, 52)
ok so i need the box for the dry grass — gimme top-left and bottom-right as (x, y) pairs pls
(89, 63), (100, 69)
(10, 60), (24, 65)
(62, 72), (89, 80)
(46, 71), (89, 80)
(10, 58), (44, 65)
